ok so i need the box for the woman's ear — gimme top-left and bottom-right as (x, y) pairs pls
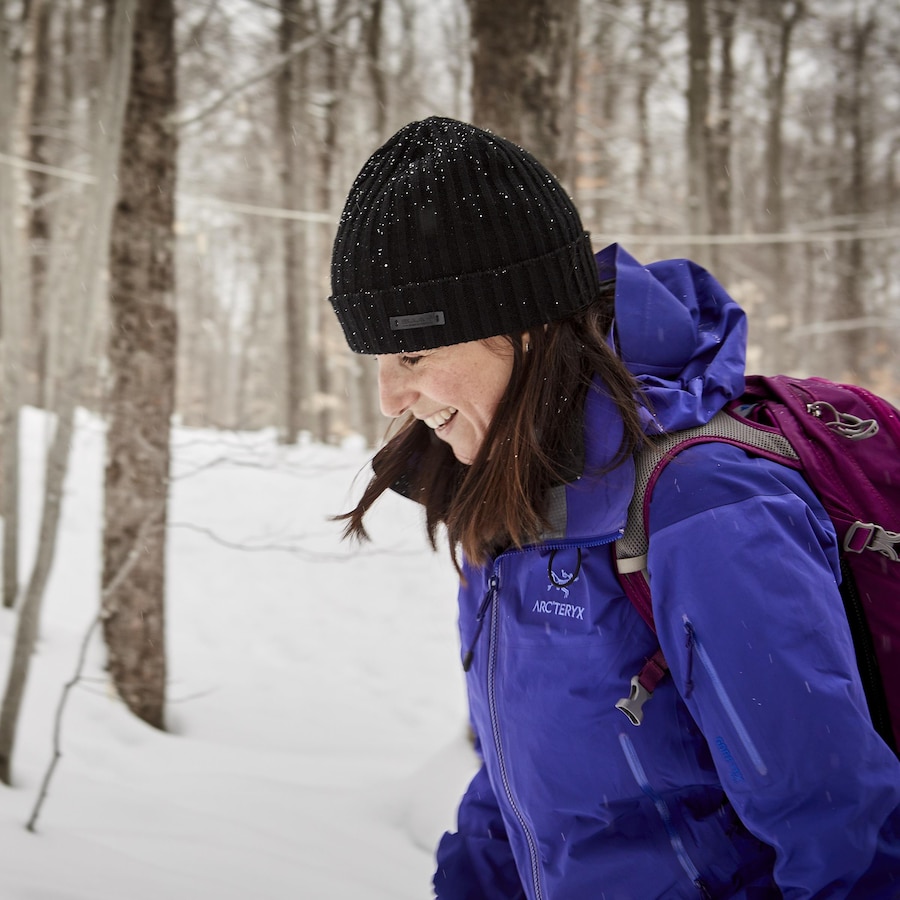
(522, 332), (531, 353)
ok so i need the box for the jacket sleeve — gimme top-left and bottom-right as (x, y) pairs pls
(433, 761), (526, 900)
(647, 444), (900, 897)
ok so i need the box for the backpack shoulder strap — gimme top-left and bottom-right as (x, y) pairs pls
(612, 408), (798, 726)
(616, 407), (799, 595)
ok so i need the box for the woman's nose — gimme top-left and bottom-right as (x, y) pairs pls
(377, 360), (416, 418)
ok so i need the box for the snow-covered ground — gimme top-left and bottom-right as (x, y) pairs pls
(0, 408), (477, 899)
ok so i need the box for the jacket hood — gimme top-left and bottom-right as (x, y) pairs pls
(597, 243), (747, 433)
(551, 244), (748, 542)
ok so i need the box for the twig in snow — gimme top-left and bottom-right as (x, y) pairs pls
(25, 614), (101, 833)
(170, 453), (358, 482)
(169, 520), (422, 560)
(26, 507), (164, 833)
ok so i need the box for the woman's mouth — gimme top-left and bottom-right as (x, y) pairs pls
(424, 407), (457, 430)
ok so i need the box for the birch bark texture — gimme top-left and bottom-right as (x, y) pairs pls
(277, 0), (306, 444)
(465, 0), (580, 190)
(101, 0), (178, 730)
(0, 0), (137, 786)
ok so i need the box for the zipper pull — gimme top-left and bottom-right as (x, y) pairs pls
(683, 617), (696, 699)
(462, 574), (499, 672)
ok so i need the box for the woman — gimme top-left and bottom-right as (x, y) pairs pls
(329, 117), (900, 898)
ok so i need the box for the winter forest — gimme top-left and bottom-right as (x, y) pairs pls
(0, 0), (898, 896)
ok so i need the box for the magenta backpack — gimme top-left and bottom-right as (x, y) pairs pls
(614, 375), (900, 755)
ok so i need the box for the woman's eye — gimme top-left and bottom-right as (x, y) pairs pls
(400, 355), (422, 368)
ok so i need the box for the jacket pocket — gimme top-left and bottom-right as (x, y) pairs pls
(682, 616), (769, 783)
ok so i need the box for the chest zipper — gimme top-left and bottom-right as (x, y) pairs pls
(485, 564), (545, 900)
(462, 574), (498, 672)
(464, 531), (623, 900)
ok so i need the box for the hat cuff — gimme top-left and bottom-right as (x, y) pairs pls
(330, 232), (600, 354)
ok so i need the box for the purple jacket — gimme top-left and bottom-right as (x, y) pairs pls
(433, 245), (900, 898)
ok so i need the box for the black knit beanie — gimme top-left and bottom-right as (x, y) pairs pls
(329, 116), (601, 354)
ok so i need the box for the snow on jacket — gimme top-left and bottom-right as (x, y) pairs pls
(432, 244), (900, 899)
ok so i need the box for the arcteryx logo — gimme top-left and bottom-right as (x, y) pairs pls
(531, 598), (585, 620)
(546, 547), (582, 598)
(531, 548), (585, 620)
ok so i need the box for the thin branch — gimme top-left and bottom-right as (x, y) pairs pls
(0, 151), (96, 184)
(75, 682), (221, 705)
(588, 226), (900, 246)
(0, 154), (337, 222)
(171, 2), (364, 130)
(26, 507), (165, 833)
(176, 0), (223, 56)
(25, 614), (100, 833)
(170, 454), (364, 482)
(786, 316), (900, 339)
(169, 521), (422, 561)
(5, 152), (900, 243)
(181, 193), (336, 223)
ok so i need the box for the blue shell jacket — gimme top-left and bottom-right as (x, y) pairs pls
(432, 245), (900, 899)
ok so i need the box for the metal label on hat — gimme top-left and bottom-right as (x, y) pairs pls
(390, 311), (445, 330)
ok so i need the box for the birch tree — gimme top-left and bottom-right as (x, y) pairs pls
(685, 0), (712, 267)
(0, 0), (24, 612)
(277, 0), (308, 444)
(27, 0), (53, 409)
(0, 0), (45, 610)
(830, 4), (877, 382)
(466, 0), (580, 188)
(101, 0), (179, 730)
(0, 0), (137, 786)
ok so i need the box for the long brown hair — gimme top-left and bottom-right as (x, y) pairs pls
(337, 281), (647, 568)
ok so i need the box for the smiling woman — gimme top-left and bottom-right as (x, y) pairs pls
(327, 117), (900, 899)
(330, 117), (645, 565)
(376, 339), (515, 465)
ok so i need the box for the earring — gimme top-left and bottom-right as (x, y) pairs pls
(525, 341), (531, 353)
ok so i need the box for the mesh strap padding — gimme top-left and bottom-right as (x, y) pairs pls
(617, 410), (798, 565)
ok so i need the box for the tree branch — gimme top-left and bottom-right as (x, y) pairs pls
(168, 520), (421, 561)
(26, 506), (165, 833)
(171, 1), (363, 130)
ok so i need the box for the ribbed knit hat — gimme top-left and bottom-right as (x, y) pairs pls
(329, 117), (601, 354)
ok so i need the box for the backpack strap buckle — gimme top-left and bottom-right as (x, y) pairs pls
(844, 521), (900, 562)
(616, 676), (653, 726)
(615, 649), (669, 725)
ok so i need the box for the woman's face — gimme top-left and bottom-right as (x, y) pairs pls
(376, 337), (515, 465)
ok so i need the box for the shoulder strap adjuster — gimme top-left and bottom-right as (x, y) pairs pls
(844, 520), (900, 562)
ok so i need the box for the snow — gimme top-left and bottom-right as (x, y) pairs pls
(0, 407), (477, 899)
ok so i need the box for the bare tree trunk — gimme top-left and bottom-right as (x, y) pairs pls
(466, 0), (580, 189)
(364, 0), (386, 135)
(0, 0), (22, 611)
(1, 0), (47, 610)
(277, 0), (305, 444)
(102, 0), (178, 731)
(359, 0), (387, 446)
(0, 0), (137, 786)
(707, 0), (737, 273)
(574, 1), (622, 232)
(834, 10), (874, 382)
(234, 272), (264, 430)
(761, 0), (804, 372)
(635, 0), (658, 221)
(28, 0), (53, 409)
(395, 0), (417, 110)
(314, 0), (350, 443)
(685, 0), (712, 266)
